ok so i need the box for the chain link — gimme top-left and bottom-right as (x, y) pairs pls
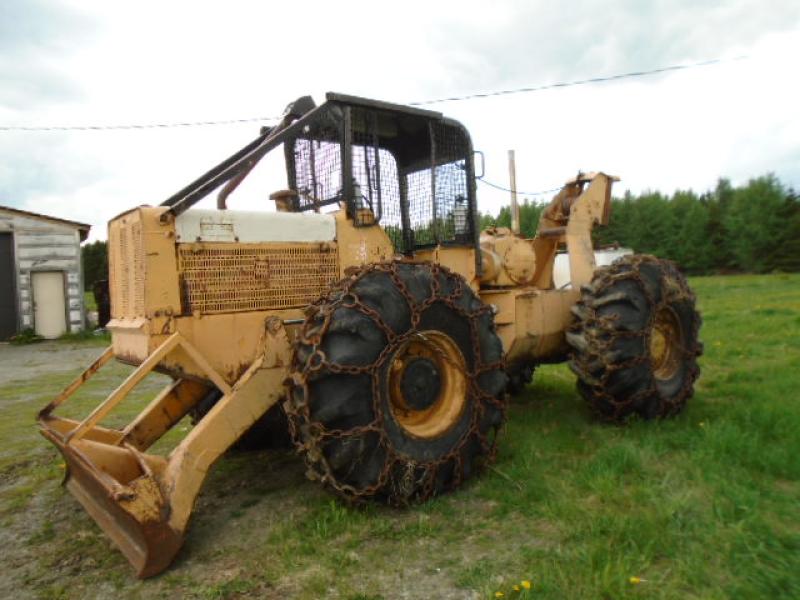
(284, 261), (507, 504)
(571, 254), (702, 420)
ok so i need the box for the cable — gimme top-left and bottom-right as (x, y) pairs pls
(0, 55), (745, 132)
(0, 115), (281, 132)
(478, 178), (561, 197)
(409, 56), (746, 105)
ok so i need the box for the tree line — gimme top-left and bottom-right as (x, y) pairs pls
(481, 174), (800, 275)
(81, 174), (799, 291)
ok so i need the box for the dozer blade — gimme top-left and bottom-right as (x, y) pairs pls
(37, 327), (291, 578)
(39, 418), (181, 578)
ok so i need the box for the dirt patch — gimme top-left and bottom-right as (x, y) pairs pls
(0, 341), (107, 387)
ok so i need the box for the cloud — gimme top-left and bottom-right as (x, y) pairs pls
(425, 0), (800, 96)
(0, 0), (798, 236)
(0, 132), (105, 208)
(0, 0), (96, 110)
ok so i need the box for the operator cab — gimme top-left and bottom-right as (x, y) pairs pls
(279, 93), (477, 254)
(160, 92), (479, 258)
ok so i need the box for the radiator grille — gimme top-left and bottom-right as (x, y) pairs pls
(109, 214), (146, 319)
(178, 243), (339, 314)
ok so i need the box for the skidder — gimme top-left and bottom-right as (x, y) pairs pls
(37, 92), (700, 577)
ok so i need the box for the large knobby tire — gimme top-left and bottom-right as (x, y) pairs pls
(284, 261), (508, 505)
(567, 254), (702, 422)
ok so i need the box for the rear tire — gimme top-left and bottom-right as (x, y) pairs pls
(284, 262), (508, 505)
(567, 254), (702, 422)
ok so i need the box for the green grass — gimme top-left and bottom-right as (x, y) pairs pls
(0, 273), (798, 598)
(57, 330), (110, 343)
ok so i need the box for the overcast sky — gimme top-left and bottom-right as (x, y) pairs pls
(1, 0), (798, 241)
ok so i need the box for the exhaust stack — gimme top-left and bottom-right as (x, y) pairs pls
(508, 149), (520, 235)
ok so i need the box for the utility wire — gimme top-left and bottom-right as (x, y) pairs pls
(0, 55), (745, 132)
(0, 115), (281, 132)
(478, 178), (561, 197)
(410, 55), (746, 105)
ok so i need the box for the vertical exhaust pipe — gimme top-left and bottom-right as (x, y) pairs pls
(508, 149), (520, 235)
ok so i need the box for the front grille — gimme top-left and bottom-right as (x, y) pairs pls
(109, 214), (145, 319)
(177, 243), (339, 314)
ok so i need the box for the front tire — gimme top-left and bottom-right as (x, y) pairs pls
(284, 262), (508, 505)
(567, 254), (702, 422)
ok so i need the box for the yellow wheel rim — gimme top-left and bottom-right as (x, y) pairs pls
(388, 330), (468, 439)
(650, 306), (683, 380)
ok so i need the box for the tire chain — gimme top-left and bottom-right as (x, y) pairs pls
(283, 260), (508, 505)
(568, 254), (703, 422)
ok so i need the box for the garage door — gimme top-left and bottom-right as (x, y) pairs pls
(0, 233), (16, 340)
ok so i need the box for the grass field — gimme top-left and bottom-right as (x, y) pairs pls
(1, 273), (798, 599)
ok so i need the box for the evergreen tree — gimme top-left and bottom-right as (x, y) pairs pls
(478, 173), (798, 275)
(81, 240), (108, 291)
(723, 175), (787, 272)
(706, 179), (735, 271)
(768, 189), (800, 272)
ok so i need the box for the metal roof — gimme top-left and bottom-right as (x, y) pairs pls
(0, 205), (92, 241)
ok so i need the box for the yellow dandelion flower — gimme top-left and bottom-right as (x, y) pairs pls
(513, 585), (520, 591)
(495, 592), (504, 598)
(629, 576), (642, 584)
(521, 580), (531, 590)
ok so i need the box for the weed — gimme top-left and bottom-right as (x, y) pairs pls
(9, 328), (43, 345)
(202, 577), (256, 599)
(57, 329), (110, 343)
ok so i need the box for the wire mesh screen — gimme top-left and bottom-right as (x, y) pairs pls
(404, 120), (472, 248)
(350, 107), (403, 249)
(288, 113), (344, 212)
(293, 140), (342, 211)
(284, 102), (474, 254)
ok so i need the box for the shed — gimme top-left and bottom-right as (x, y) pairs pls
(0, 206), (91, 340)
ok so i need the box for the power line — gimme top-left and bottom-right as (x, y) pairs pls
(410, 55), (746, 105)
(0, 55), (745, 132)
(478, 178), (561, 197)
(0, 115), (281, 132)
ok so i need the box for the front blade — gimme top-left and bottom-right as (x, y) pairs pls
(40, 425), (184, 578)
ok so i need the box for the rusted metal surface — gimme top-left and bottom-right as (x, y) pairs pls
(38, 326), (292, 577)
(41, 424), (182, 577)
(121, 378), (211, 451)
(479, 228), (537, 286)
(67, 333), (182, 443)
(177, 242), (339, 314)
(476, 173), (618, 367)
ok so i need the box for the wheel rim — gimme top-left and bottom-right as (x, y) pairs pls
(388, 330), (468, 439)
(649, 306), (683, 380)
